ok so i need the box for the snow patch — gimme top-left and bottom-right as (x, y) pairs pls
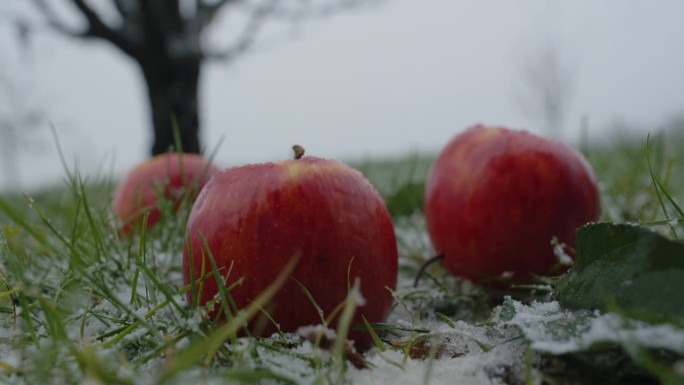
(503, 300), (684, 355)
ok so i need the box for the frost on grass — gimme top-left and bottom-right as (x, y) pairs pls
(2, 191), (684, 385)
(345, 319), (527, 385)
(501, 298), (684, 356)
(1, 211), (531, 385)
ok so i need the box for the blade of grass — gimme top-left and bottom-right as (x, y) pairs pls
(101, 295), (177, 349)
(293, 277), (326, 326)
(646, 134), (678, 237)
(198, 232), (237, 325)
(0, 360), (16, 374)
(156, 252), (300, 384)
(0, 287), (21, 300)
(0, 198), (49, 248)
(74, 174), (108, 260)
(436, 312), (491, 352)
(362, 315), (386, 352)
(332, 279), (363, 382)
(353, 322), (430, 334)
(184, 233), (199, 308)
(131, 214), (186, 316)
(17, 292), (41, 349)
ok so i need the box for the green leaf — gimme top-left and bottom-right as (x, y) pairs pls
(554, 222), (684, 326)
(499, 297), (684, 385)
(385, 182), (425, 217)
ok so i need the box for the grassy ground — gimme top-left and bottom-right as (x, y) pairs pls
(0, 131), (683, 384)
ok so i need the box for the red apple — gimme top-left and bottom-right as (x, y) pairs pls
(424, 125), (601, 285)
(183, 151), (397, 348)
(112, 153), (220, 234)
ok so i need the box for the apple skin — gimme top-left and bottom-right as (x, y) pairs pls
(112, 153), (220, 234)
(424, 125), (601, 285)
(183, 155), (398, 348)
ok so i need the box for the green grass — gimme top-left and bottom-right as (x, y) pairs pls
(0, 131), (683, 384)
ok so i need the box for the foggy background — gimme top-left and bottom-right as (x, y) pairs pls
(1, 0), (683, 192)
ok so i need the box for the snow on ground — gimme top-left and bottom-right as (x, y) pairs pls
(346, 323), (527, 385)
(506, 299), (684, 355)
(2, 215), (684, 384)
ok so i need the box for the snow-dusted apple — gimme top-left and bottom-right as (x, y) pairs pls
(424, 125), (601, 285)
(112, 153), (220, 234)
(183, 148), (397, 347)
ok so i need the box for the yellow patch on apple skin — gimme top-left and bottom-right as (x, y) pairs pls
(470, 125), (502, 141)
(279, 160), (315, 181)
(278, 158), (349, 183)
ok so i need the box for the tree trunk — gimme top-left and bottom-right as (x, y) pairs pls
(138, 56), (203, 156)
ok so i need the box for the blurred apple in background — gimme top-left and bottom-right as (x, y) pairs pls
(424, 125), (601, 285)
(183, 148), (397, 348)
(112, 153), (220, 234)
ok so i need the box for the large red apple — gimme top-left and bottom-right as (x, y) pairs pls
(183, 151), (397, 348)
(424, 125), (601, 285)
(112, 153), (220, 234)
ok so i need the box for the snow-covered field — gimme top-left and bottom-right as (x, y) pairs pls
(2, 211), (682, 385)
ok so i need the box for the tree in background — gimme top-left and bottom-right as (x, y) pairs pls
(27, 0), (376, 155)
(0, 24), (45, 190)
(664, 112), (684, 138)
(515, 38), (575, 140)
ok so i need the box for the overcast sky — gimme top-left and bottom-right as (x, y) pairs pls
(1, 0), (683, 192)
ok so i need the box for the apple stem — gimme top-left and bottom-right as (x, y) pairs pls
(292, 145), (305, 160)
(413, 253), (444, 288)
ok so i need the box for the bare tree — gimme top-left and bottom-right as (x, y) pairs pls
(515, 39), (575, 140)
(0, 71), (45, 190)
(24, 0), (378, 155)
(664, 112), (684, 138)
(0, 19), (46, 190)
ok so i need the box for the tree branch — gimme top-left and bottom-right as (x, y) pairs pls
(197, 0), (235, 19)
(141, 0), (185, 35)
(191, 0), (238, 34)
(72, 0), (136, 53)
(111, 0), (146, 45)
(241, 0), (384, 22)
(30, 0), (84, 36)
(202, 0), (277, 61)
(201, 0), (383, 61)
(112, 0), (136, 20)
(30, 0), (138, 57)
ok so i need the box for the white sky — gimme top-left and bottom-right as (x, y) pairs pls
(1, 0), (684, 192)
